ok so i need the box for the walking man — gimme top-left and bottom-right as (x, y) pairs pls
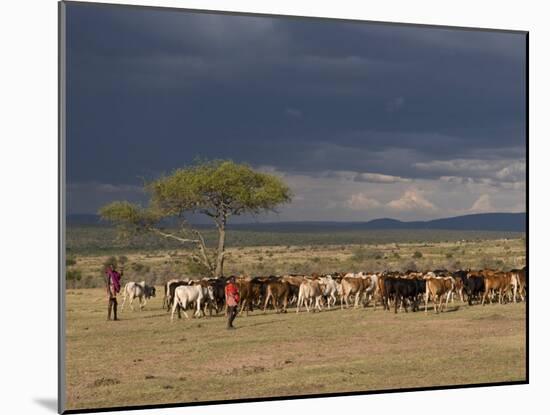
(105, 264), (123, 321)
(225, 276), (239, 329)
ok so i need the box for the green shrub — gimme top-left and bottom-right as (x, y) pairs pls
(412, 251), (423, 259)
(66, 269), (82, 289)
(351, 247), (369, 261)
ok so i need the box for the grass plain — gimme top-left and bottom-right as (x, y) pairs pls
(64, 230), (527, 410)
(65, 290), (526, 410)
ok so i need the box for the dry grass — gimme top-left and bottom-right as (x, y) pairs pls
(67, 238), (525, 288)
(64, 288), (526, 411)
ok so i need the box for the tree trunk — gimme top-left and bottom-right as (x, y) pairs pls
(215, 223), (226, 277)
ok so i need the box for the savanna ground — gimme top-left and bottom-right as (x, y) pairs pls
(64, 228), (526, 410)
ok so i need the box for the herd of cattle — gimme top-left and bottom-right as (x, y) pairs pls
(119, 267), (527, 322)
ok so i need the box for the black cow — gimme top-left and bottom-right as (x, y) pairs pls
(385, 277), (424, 313)
(459, 272), (485, 305)
(397, 279), (425, 313)
(206, 277), (227, 313)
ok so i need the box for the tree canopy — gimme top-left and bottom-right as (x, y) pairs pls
(99, 160), (292, 276)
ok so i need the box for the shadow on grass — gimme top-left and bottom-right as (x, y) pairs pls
(241, 320), (287, 329)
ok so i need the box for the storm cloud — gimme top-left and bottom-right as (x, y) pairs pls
(65, 3), (526, 221)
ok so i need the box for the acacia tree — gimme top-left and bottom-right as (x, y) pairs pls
(99, 160), (292, 277)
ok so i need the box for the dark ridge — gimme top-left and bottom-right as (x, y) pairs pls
(67, 212), (525, 233)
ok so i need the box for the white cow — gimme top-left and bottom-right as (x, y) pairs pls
(362, 274), (379, 309)
(319, 275), (339, 309)
(170, 283), (215, 322)
(121, 281), (156, 311)
(296, 279), (323, 313)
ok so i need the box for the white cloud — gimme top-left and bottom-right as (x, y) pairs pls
(346, 193), (382, 210)
(388, 189), (437, 212)
(469, 194), (493, 213)
(416, 158), (526, 182)
(415, 159), (504, 175)
(354, 172), (411, 184)
(494, 161), (526, 182)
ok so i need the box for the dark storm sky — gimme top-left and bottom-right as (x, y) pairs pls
(66, 2), (526, 221)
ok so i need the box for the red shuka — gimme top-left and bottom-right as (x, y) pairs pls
(225, 282), (240, 306)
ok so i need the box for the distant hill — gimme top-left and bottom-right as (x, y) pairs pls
(358, 213), (525, 232)
(67, 212), (525, 233)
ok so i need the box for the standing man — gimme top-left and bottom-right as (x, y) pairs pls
(105, 264), (123, 321)
(225, 276), (240, 329)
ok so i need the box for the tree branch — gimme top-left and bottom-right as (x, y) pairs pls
(147, 227), (200, 244)
(190, 228), (214, 276)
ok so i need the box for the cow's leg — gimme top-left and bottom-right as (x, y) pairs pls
(424, 291), (429, 313)
(274, 296), (280, 313)
(393, 293), (399, 314)
(170, 298), (179, 322)
(180, 299), (190, 320)
(444, 291), (452, 310)
(238, 299), (247, 316)
(195, 298), (202, 318)
(263, 292), (272, 313)
(120, 293), (127, 311)
(481, 290), (488, 306)
(439, 295), (445, 313)
(129, 296), (136, 312)
(140, 297), (147, 311)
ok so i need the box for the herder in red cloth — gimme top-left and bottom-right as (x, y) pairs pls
(105, 264), (123, 321)
(225, 276), (240, 329)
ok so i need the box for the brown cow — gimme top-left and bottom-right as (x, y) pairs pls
(237, 275), (268, 316)
(263, 279), (290, 313)
(281, 275), (304, 306)
(424, 277), (455, 313)
(480, 271), (512, 305)
(511, 268), (527, 303)
(340, 273), (371, 309)
(450, 276), (465, 303)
